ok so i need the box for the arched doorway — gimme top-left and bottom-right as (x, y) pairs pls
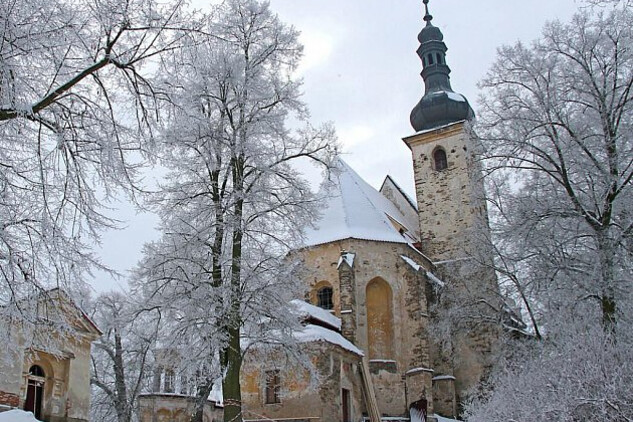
(24, 365), (45, 419)
(366, 278), (394, 359)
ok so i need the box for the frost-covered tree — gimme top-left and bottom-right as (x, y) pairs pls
(477, 4), (633, 335)
(89, 292), (159, 422)
(0, 0), (189, 352)
(133, 1), (338, 421)
(465, 3), (633, 420)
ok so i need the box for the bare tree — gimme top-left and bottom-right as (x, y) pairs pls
(89, 292), (159, 422)
(0, 0), (190, 352)
(133, 1), (338, 421)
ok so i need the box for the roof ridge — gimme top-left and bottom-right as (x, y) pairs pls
(338, 160), (399, 237)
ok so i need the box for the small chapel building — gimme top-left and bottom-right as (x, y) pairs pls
(140, 1), (500, 421)
(0, 289), (102, 422)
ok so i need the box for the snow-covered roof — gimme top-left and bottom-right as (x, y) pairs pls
(426, 271), (446, 288)
(0, 410), (40, 422)
(294, 324), (363, 356)
(401, 255), (422, 271)
(337, 252), (356, 269)
(303, 159), (419, 247)
(290, 300), (342, 331)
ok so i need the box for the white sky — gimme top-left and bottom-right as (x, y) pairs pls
(90, 0), (582, 293)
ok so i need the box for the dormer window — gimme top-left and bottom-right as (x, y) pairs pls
(433, 148), (448, 171)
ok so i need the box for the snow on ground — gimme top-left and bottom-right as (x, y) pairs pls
(435, 414), (462, 422)
(0, 409), (40, 422)
(410, 407), (425, 422)
(290, 299), (342, 331)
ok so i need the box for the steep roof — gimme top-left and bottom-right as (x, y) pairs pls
(303, 159), (419, 247)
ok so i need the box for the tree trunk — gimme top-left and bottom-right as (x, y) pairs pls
(222, 324), (243, 422)
(114, 330), (131, 422)
(222, 155), (244, 422)
(190, 380), (214, 422)
(597, 232), (617, 335)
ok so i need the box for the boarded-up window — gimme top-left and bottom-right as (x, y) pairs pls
(366, 278), (394, 359)
(265, 370), (281, 404)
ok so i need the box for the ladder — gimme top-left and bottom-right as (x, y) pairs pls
(359, 356), (382, 422)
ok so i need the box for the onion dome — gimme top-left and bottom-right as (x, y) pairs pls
(410, 0), (474, 132)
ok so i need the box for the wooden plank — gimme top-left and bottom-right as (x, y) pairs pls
(359, 356), (382, 422)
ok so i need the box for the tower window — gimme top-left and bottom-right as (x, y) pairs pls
(317, 286), (334, 310)
(265, 370), (281, 404)
(428, 54), (434, 65)
(436, 53), (442, 64)
(433, 148), (448, 171)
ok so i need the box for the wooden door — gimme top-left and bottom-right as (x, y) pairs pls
(25, 379), (44, 419)
(342, 388), (351, 422)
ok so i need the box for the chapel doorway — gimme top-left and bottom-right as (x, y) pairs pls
(24, 365), (45, 420)
(342, 388), (351, 422)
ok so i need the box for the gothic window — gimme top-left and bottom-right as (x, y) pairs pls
(433, 148), (448, 171)
(366, 278), (394, 359)
(317, 286), (334, 310)
(265, 370), (281, 404)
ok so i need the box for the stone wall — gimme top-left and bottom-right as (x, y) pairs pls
(299, 238), (433, 417)
(0, 391), (19, 407)
(138, 394), (223, 422)
(404, 121), (488, 262)
(241, 343), (363, 422)
(404, 121), (500, 416)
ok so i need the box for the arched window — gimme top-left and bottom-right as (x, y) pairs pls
(29, 365), (45, 377)
(428, 54), (434, 65)
(317, 286), (334, 310)
(26, 365), (46, 419)
(436, 53), (443, 65)
(433, 148), (448, 171)
(366, 278), (394, 359)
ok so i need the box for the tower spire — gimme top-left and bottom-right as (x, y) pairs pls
(409, 1), (474, 132)
(423, 0), (432, 24)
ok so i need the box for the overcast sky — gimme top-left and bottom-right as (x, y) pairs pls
(90, 0), (583, 293)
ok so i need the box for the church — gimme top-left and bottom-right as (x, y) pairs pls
(139, 1), (500, 421)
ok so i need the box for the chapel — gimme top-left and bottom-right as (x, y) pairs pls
(139, 1), (500, 421)
(0, 289), (102, 422)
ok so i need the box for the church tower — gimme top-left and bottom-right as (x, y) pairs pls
(403, 1), (499, 417)
(404, 0), (484, 263)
